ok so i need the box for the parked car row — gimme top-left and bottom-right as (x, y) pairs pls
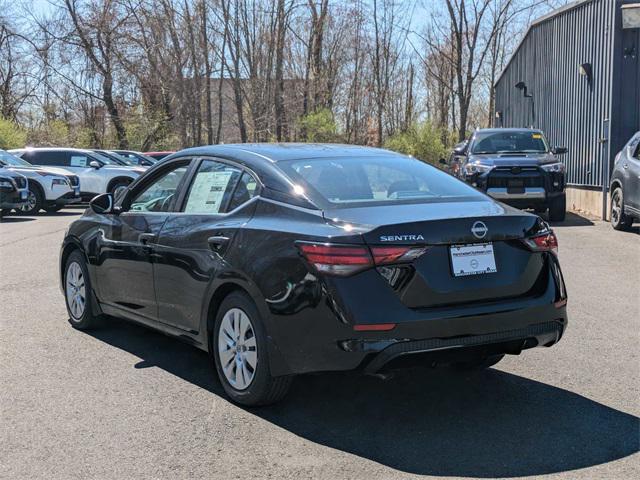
(441, 128), (640, 230)
(0, 148), (174, 216)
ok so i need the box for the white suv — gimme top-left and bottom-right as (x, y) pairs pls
(0, 149), (81, 214)
(10, 148), (145, 201)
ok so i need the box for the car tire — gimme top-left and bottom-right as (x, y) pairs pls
(610, 187), (633, 231)
(212, 291), (292, 406)
(64, 250), (100, 330)
(109, 179), (131, 195)
(453, 354), (505, 370)
(15, 185), (43, 215)
(548, 194), (566, 222)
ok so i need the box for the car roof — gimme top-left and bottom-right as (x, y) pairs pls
(173, 143), (398, 163)
(474, 128), (544, 134)
(12, 147), (97, 153)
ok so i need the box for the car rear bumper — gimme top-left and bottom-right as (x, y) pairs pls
(359, 319), (564, 374)
(265, 256), (568, 376)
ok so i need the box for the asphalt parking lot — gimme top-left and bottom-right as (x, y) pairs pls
(1, 208), (638, 479)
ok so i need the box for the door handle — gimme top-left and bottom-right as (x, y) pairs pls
(139, 233), (157, 245)
(208, 235), (230, 251)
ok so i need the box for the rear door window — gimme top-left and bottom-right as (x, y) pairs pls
(226, 172), (259, 211)
(182, 160), (243, 214)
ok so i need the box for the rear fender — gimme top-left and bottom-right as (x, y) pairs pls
(199, 269), (292, 377)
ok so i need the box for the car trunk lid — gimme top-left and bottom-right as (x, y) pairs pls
(323, 200), (547, 308)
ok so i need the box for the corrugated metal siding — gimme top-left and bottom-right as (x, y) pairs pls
(495, 0), (616, 187)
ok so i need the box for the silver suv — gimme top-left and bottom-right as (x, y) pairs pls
(0, 149), (81, 214)
(10, 148), (145, 200)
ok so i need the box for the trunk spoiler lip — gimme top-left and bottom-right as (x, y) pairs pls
(323, 213), (543, 244)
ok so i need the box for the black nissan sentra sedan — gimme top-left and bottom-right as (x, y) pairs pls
(60, 144), (568, 405)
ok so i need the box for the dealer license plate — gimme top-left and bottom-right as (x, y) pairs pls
(450, 243), (497, 277)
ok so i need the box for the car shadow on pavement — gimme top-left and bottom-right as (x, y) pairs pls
(547, 211), (595, 227)
(88, 317), (639, 478)
(0, 216), (35, 223)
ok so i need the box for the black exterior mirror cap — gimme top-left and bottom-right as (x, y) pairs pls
(552, 146), (568, 155)
(90, 193), (115, 214)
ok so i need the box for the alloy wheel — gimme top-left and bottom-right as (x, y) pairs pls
(611, 191), (622, 225)
(218, 308), (258, 390)
(20, 191), (37, 213)
(66, 262), (86, 320)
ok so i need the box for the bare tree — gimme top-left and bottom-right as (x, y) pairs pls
(62, 0), (129, 147)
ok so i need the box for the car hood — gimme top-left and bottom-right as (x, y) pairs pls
(468, 152), (557, 167)
(0, 167), (27, 180)
(3, 165), (74, 177)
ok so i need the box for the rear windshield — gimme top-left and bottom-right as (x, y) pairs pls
(470, 131), (549, 154)
(278, 155), (484, 208)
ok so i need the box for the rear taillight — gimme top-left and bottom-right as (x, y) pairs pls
(297, 244), (371, 276)
(370, 246), (427, 264)
(298, 243), (426, 276)
(522, 232), (558, 254)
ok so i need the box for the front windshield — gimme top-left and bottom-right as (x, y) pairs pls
(104, 151), (136, 166)
(0, 149), (32, 167)
(470, 131), (549, 154)
(116, 151), (156, 164)
(278, 155), (485, 208)
(90, 152), (119, 165)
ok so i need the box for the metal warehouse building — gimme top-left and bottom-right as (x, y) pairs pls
(494, 0), (640, 218)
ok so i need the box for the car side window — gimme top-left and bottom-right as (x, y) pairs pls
(226, 172), (259, 211)
(129, 164), (189, 213)
(68, 152), (90, 167)
(183, 159), (244, 214)
(30, 151), (69, 166)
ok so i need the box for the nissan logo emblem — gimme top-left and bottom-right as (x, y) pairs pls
(471, 221), (488, 239)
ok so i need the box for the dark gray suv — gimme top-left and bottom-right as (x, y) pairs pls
(448, 128), (568, 221)
(610, 131), (640, 231)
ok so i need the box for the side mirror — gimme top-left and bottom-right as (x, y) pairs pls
(552, 146), (568, 155)
(439, 157), (447, 165)
(90, 193), (115, 214)
(89, 160), (101, 169)
(453, 147), (466, 155)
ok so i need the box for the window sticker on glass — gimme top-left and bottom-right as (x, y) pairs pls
(185, 171), (234, 213)
(532, 133), (542, 139)
(70, 156), (88, 167)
